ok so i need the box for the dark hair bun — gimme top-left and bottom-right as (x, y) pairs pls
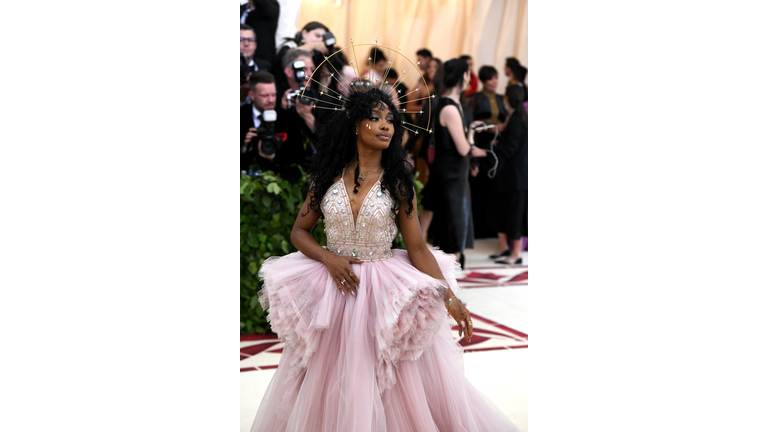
(505, 83), (526, 106)
(441, 58), (468, 89)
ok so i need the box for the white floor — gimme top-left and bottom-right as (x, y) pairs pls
(240, 238), (529, 432)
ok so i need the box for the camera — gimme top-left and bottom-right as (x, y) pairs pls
(254, 110), (283, 156)
(286, 87), (319, 107)
(323, 32), (336, 49)
(286, 59), (319, 107)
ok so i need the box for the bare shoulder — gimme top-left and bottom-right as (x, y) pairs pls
(439, 103), (461, 125)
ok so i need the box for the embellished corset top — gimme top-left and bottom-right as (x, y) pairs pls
(321, 171), (397, 261)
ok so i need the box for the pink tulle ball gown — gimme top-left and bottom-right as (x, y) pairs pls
(251, 173), (521, 432)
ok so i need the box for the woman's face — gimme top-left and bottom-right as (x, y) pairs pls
(302, 28), (326, 43)
(483, 74), (499, 92)
(427, 60), (439, 80)
(357, 102), (394, 150)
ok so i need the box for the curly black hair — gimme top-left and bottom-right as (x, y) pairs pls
(304, 86), (415, 219)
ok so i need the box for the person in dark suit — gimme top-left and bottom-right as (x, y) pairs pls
(241, 71), (319, 182)
(241, 24), (272, 74)
(243, 0), (280, 67)
(491, 84), (528, 264)
(241, 24), (272, 104)
(242, 71), (277, 172)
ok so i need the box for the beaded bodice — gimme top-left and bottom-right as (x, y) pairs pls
(321, 171), (397, 261)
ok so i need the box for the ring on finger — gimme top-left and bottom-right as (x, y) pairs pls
(349, 271), (355, 276)
(340, 280), (346, 285)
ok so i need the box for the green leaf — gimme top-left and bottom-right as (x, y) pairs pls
(281, 239), (289, 254)
(270, 212), (282, 228)
(266, 182), (282, 195)
(247, 262), (258, 275)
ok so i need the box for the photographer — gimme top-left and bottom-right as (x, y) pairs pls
(277, 48), (314, 110)
(241, 71), (278, 172)
(273, 21), (337, 95)
(242, 68), (319, 181)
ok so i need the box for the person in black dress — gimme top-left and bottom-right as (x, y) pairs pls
(426, 58), (487, 267)
(469, 66), (510, 241)
(492, 84), (528, 265)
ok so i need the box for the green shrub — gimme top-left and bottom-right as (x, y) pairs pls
(240, 170), (326, 334)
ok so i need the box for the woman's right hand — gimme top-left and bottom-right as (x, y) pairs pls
(324, 253), (364, 296)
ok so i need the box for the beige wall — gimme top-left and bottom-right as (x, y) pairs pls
(294, 0), (527, 90)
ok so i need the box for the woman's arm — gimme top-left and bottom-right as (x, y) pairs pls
(291, 190), (363, 295)
(397, 191), (474, 341)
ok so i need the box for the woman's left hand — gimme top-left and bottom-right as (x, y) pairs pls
(446, 297), (473, 342)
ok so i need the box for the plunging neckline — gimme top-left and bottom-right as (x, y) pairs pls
(339, 168), (384, 233)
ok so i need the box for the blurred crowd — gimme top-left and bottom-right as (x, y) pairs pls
(240, 2), (528, 265)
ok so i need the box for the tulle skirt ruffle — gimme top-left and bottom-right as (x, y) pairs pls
(252, 248), (520, 432)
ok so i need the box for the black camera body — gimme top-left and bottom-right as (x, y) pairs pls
(254, 109), (283, 156)
(286, 87), (319, 107)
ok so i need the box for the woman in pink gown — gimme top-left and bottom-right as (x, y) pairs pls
(252, 82), (521, 432)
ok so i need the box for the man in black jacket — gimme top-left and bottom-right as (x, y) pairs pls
(242, 0), (280, 67)
(241, 24), (273, 104)
(241, 71), (318, 181)
(241, 24), (272, 83)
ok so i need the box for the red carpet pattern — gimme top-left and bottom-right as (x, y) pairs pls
(457, 266), (528, 288)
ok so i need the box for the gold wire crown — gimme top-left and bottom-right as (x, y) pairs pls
(301, 39), (434, 136)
